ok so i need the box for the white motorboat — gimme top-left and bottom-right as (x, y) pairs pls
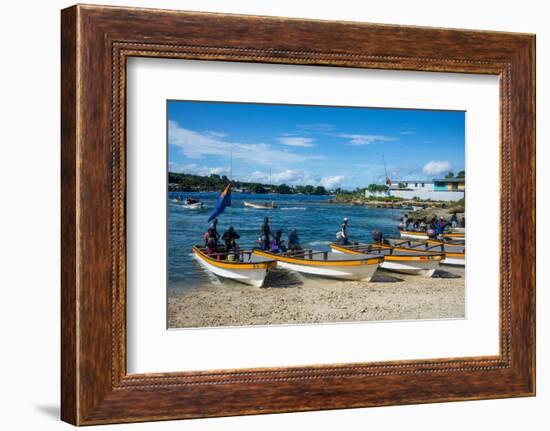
(330, 242), (444, 277)
(253, 249), (383, 281)
(192, 246), (276, 287)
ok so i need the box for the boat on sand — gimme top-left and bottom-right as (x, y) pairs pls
(398, 229), (465, 242)
(387, 238), (465, 267)
(330, 242), (444, 277)
(253, 249), (382, 281)
(192, 246), (277, 287)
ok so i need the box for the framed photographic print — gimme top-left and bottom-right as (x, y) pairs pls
(61, 4), (535, 425)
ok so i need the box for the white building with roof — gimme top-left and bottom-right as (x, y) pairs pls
(365, 178), (465, 202)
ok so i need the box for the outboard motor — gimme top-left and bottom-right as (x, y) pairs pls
(372, 229), (383, 244)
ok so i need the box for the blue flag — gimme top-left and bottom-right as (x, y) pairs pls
(208, 184), (232, 222)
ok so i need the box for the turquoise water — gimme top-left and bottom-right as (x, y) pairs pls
(168, 192), (406, 291)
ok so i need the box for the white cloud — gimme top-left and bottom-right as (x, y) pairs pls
(319, 175), (346, 189)
(243, 170), (346, 190)
(275, 136), (315, 147)
(337, 133), (396, 146)
(267, 169), (316, 185)
(169, 120), (321, 165)
(422, 160), (451, 176)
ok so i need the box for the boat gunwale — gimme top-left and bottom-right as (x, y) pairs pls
(329, 242), (445, 262)
(388, 241), (465, 259)
(192, 246), (277, 269)
(253, 249), (383, 266)
(398, 229), (465, 239)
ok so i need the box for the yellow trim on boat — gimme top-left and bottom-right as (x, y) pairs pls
(192, 246), (277, 270)
(395, 243), (464, 259)
(253, 249), (382, 266)
(330, 243), (444, 262)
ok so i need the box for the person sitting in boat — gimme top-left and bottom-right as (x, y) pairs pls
(260, 217), (273, 250)
(270, 230), (287, 253)
(406, 218), (415, 231)
(429, 215), (437, 230)
(222, 226), (240, 261)
(336, 217), (349, 245)
(287, 229), (301, 252)
(209, 218), (220, 242)
(372, 229), (387, 245)
(419, 218), (427, 231)
(450, 212), (458, 228)
(186, 197), (198, 205)
(435, 216), (447, 235)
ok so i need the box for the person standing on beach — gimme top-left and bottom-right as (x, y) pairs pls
(260, 217), (273, 250)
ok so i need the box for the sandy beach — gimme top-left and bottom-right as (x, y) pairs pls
(168, 267), (465, 328)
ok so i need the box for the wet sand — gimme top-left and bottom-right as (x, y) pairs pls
(168, 267), (465, 328)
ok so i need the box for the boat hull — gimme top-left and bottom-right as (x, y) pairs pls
(330, 245), (440, 277)
(440, 256), (465, 266)
(399, 230), (429, 240)
(194, 256), (268, 287)
(379, 260), (437, 277)
(243, 201), (276, 209)
(254, 249), (381, 281)
(276, 260), (378, 281)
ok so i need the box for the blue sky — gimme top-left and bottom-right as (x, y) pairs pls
(168, 100), (465, 190)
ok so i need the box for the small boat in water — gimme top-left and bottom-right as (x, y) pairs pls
(192, 246), (277, 287)
(330, 242), (444, 277)
(253, 249), (383, 281)
(243, 201), (278, 209)
(387, 238), (465, 267)
(172, 197), (204, 209)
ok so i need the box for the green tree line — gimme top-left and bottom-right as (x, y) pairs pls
(168, 172), (328, 195)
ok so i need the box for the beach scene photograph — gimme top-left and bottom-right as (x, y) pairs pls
(167, 100), (466, 329)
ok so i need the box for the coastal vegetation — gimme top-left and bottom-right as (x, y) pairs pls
(168, 172), (328, 195)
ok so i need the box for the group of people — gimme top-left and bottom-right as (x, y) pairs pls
(399, 212), (465, 236)
(203, 217), (302, 259)
(257, 217), (301, 253)
(203, 219), (241, 260)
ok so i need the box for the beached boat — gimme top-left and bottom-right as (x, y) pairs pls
(398, 229), (429, 240)
(398, 229), (465, 242)
(253, 249), (383, 281)
(387, 238), (465, 266)
(441, 232), (465, 241)
(330, 242), (444, 277)
(192, 246), (277, 287)
(243, 201), (277, 209)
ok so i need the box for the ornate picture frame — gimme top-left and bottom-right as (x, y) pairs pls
(61, 4), (535, 425)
